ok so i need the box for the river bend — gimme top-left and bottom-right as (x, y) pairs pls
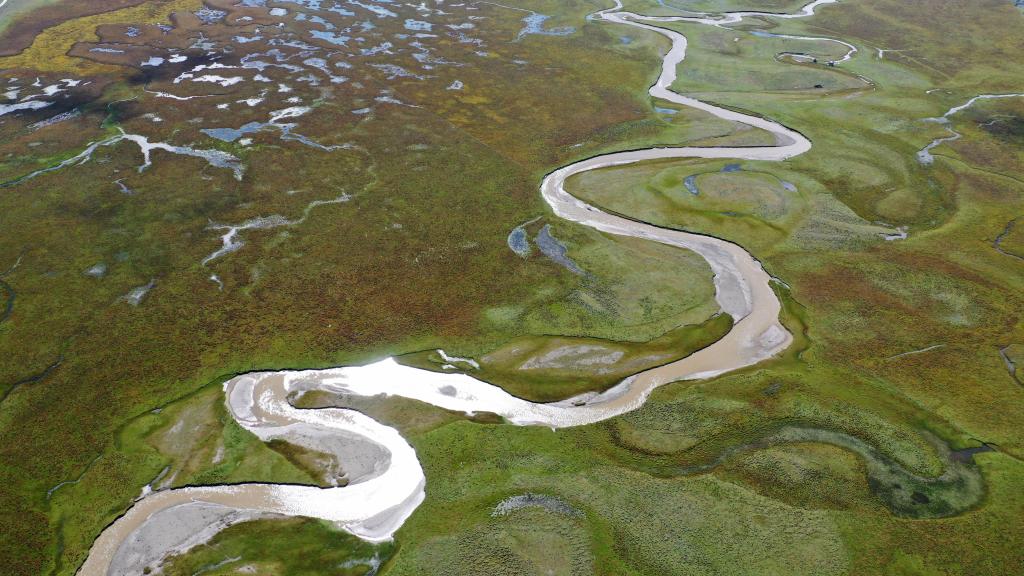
(78, 1), (841, 573)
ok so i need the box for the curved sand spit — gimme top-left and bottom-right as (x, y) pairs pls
(79, 2), (843, 573)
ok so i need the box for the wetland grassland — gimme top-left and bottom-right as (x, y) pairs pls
(1, 0), (1023, 575)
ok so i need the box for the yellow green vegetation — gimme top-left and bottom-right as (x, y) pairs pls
(160, 518), (394, 576)
(0, 0), (201, 74)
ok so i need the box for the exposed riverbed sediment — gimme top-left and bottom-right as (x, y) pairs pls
(78, 1), (841, 574)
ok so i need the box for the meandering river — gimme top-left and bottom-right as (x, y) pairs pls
(79, 1), (842, 573)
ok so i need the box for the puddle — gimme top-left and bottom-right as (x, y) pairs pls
(507, 226), (530, 257)
(516, 13), (575, 40)
(492, 493), (583, 518)
(683, 174), (699, 195)
(536, 225), (584, 275)
(123, 280), (156, 306)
